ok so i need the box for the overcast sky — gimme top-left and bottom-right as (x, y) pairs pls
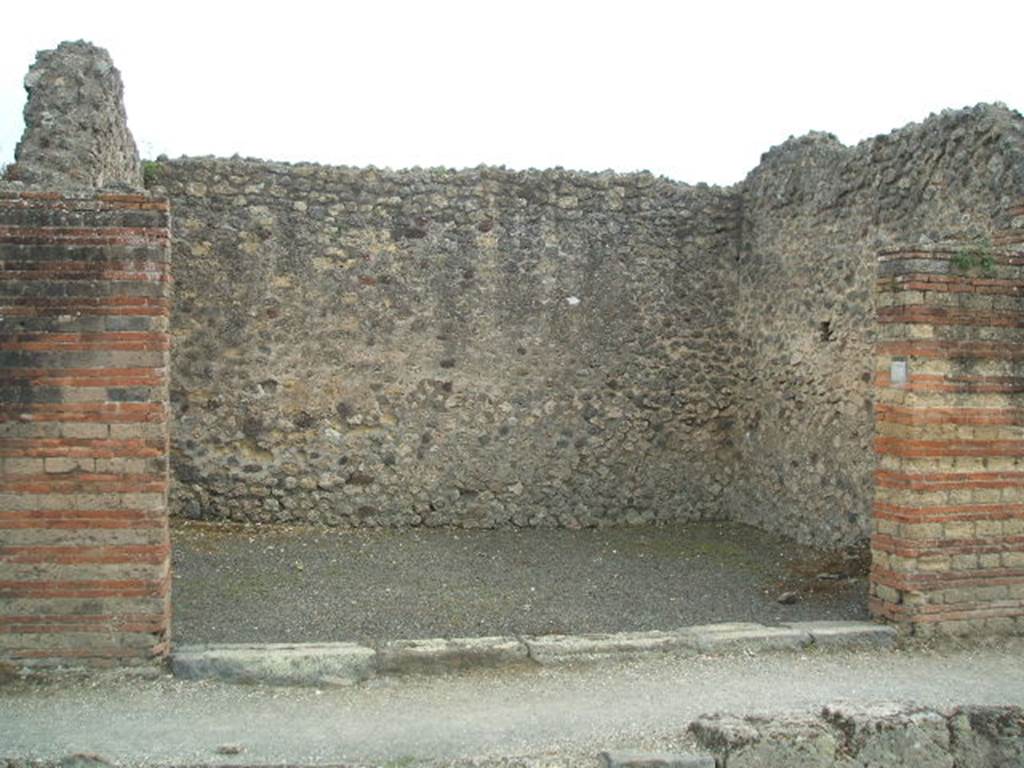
(1, 1), (1021, 186)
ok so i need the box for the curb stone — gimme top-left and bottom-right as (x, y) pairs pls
(525, 631), (696, 664)
(683, 622), (811, 653)
(170, 620), (898, 686)
(170, 642), (376, 686)
(377, 636), (530, 675)
(784, 620), (897, 647)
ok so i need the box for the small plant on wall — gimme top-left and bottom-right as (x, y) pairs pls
(142, 160), (161, 188)
(952, 236), (996, 276)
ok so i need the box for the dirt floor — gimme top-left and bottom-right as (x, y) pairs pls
(169, 520), (870, 645)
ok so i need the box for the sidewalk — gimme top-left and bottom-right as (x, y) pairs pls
(3, 640), (1022, 766)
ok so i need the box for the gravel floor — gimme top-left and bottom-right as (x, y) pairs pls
(170, 520), (869, 645)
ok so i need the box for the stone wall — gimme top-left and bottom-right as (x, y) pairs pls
(148, 162), (742, 528)
(149, 105), (1024, 544)
(0, 190), (172, 666)
(727, 105), (1024, 547)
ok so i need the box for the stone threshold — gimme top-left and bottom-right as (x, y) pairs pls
(170, 620), (896, 687)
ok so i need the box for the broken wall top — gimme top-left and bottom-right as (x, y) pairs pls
(7, 40), (141, 190)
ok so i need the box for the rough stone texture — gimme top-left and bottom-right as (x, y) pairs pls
(727, 105), (1024, 547)
(690, 714), (839, 767)
(7, 41), (141, 190)
(3, 44), (1024, 550)
(823, 702), (953, 767)
(150, 162), (741, 528)
(146, 105), (1024, 545)
(690, 704), (1024, 767)
(948, 706), (1024, 767)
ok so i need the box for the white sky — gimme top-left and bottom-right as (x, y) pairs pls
(1, 1), (1021, 186)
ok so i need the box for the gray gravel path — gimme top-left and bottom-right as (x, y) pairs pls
(170, 521), (868, 644)
(3, 640), (1022, 766)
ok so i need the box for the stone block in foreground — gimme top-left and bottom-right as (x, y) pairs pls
(691, 705), (1024, 767)
(600, 750), (714, 768)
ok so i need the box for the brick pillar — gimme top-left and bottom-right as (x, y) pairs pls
(0, 191), (172, 667)
(871, 224), (1024, 636)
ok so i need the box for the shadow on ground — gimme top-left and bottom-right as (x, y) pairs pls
(170, 520), (869, 645)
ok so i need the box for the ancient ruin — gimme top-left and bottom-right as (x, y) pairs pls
(1, 41), (1023, 669)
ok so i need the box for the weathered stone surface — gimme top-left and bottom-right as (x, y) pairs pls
(783, 621), (897, 648)
(525, 631), (694, 664)
(152, 162), (742, 530)
(691, 704), (1024, 767)
(683, 623), (811, 653)
(376, 636), (530, 675)
(146, 104), (1024, 546)
(170, 642), (376, 686)
(690, 714), (839, 767)
(8, 41), (141, 189)
(600, 750), (714, 768)
(7, 40), (1024, 553)
(948, 705), (1024, 767)
(823, 702), (953, 767)
(727, 104), (1024, 547)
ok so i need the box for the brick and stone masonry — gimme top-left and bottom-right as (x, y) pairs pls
(0, 191), (172, 666)
(871, 202), (1024, 635)
(2, 39), (1024, 674)
(0, 41), (171, 668)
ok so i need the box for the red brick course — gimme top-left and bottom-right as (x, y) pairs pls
(2, 401), (166, 418)
(874, 370), (1024, 394)
(875, 404), (1024, 426)
(0, 192), (171, 668)
(871, 220), (1024, 636)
